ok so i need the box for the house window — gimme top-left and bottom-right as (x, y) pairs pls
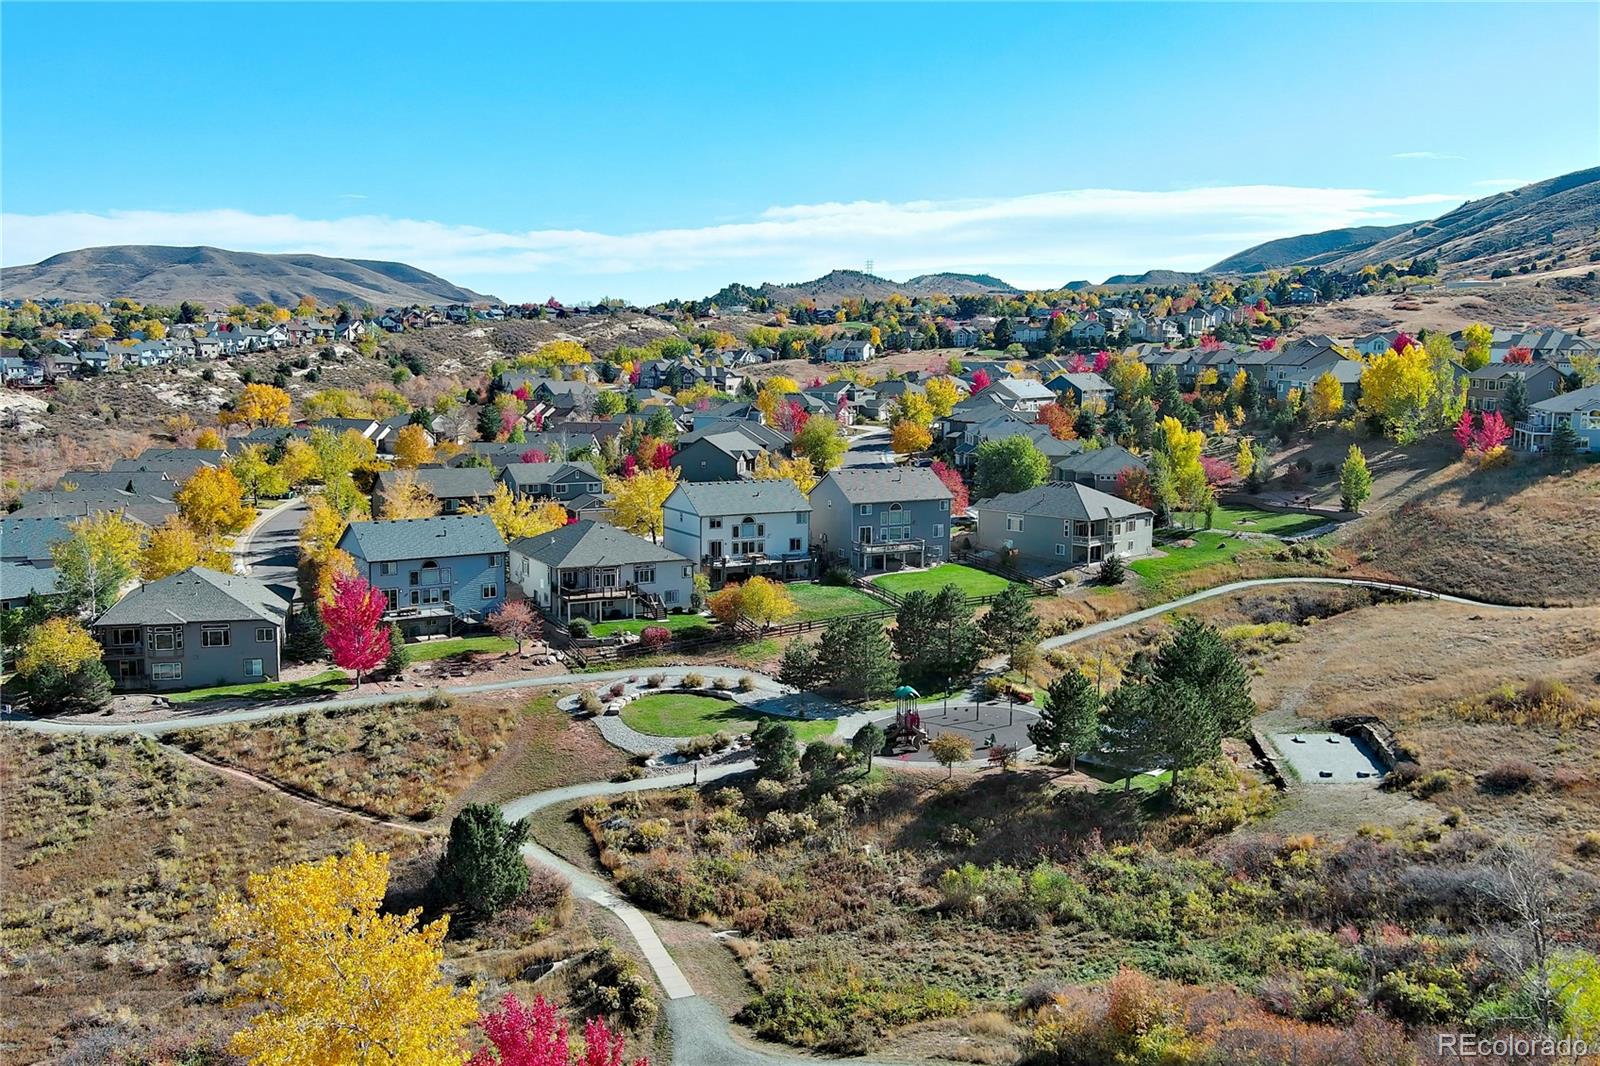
(796, 512), (808, 524)
(941, 499), (950, 511)
(151, 627), (179, 651)
(380, 561), (398, 576)
(858, 504), (871, 515)
(709, 518), (723, 529)
(635, 567), (655, 585)
(1074, 521), (1090, 538)
(789, 537), (802, 552)
(481, 584), (498, 600)
(1055, 543), (1066, 556)
(1584, 410), (1600, 431)
(152, 661), (182, 681)
(682, 565), (692, 578)
(243, 658), (264, 678)
(488, 554), (502, 567)
(1006, 514), (1024, 532)
(112, 627), (139, 647)
(664, 590), (678, 604)
(255, 627), (274, 643)
(933, 524), (943, 538)
(202, 627), (230, 648)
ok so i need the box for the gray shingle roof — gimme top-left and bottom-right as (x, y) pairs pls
(668, 479), (810, 515)
(814, 466), (953, 505)
(1530, 383), (1600, 413)
(1, 515), (76, 562)
(501, 461), (601, 489)
(510, 520), (688, 569)
(95, 567), (288, 627)
(339, 515), (507, 563)
(375, 466), (499, 499)
(0, 562), (58, 602)
(977, 481), (1151, 522)
(1053, 444), (1148, 478)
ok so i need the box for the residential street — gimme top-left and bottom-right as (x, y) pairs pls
(234, 496), (308, 591)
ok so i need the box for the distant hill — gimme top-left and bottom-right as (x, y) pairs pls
(1207, 224), (1416, 273)
(1097, 269), (1206, 288)
(1320, 167), (1600, 272)
(707, 268), (1017, 307)
(1205, 168), (1600, 275)
(0, 245), (495, 307)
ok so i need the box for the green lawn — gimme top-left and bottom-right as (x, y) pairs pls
(1082, 761), (1173, 793)
(1129, 532), (1252, 584)
(872, 563), (1011, 599)
(785, 582), (884, 621)
(1195, 505), (1331, 538)
(590, 614), (715, 638)
(167, 669), (351, 705)
(405, 635), (517, 661)
(621, 692), (836, 742)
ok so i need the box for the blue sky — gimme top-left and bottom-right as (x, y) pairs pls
(4, 2), (1597, 302)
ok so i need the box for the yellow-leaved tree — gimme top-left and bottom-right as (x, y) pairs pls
(1459, 322), (1494, 371)
(891, 392), (933, 429)
(753, 451), (818, 494)
(177, 466), (252, 538)
(390, 424), (435, 469)
(378, 472), (443, 520)
(141, 516), (230, 580)
(195, 427), (224, 450)
(464, 486), (567, 541)
(214, 842), (477, 1066)
(604, 467), (679, 543)
(708, 576), (795, 630)
(1156, 415), (1210, 513)
(753, 376), (801, 423)
(924, 376), (961, 418)
(1308, 370), (1345, 422)
(221, 383), (293, 429)
(891, 420), (933, 454)
(1359, 343), (1435, 440)
(17, 617), (104, 679)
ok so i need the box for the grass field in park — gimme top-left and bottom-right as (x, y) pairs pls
(871, 563), (1011, 599)
(621, 692), (836, 741)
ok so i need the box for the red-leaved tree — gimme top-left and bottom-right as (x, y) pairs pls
(639, 625), (671, 650)
(1092, 351), (1111, 373)
(322, 572), (391, 688)
(1257, 337), (1277, 352)
(1505, 346), (1533, 365)
(970, 369), (991, 393)
(930, 460), (969, 514)
(620, 454), (639, 478)
(514, 384), (532, 403)
(1390, 331), (1416, 355)
(1066, 353), (1090, 373)
(1476, 411), (1511, 452)
(500, 406), (521, 439)
(1199, 335), (1221, 352)
(469, 993), (645, 1066)
(1199, 455), (1234, 485)
(1116, 466), (1156, 509)
(775, 400), (809, 434)
(521, 448), (550, 464)
(488, 600), (541, 655)
(646, 441), (675, 470)
(1454, 409), (1477, 453)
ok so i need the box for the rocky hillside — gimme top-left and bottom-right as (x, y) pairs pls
(0, 245), (495, 307)
(1207, 224), (1415, 273)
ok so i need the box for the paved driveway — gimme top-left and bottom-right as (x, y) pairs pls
(238, 497), (307, 589)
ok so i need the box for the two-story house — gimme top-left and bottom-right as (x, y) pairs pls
(93, 567), (289, 691)
(509, 520), (695, 623)
(501, 461), (604, 503)
(821, 338), (876, 362)
(1045, 372), (1115, 411)
(973, 482), (1153, 568)
(662, 480), (813, 586)
(1466, 362), (1564, 414)
(1513, 383), (1600, 454)
(337, 515), (508, 639)
(669, 431), (764, 482)
(808, 467), (953, 574)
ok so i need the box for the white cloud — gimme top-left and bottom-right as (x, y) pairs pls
(1, 184), (1460, 302)
(1392, 151), (1464, 161)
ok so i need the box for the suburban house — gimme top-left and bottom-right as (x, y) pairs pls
(1264, 343), (1345, 399)
(808, 467), (953, 574)
(1513, 383), (1600, 453)
(0, 515), (73, 609)
(93, 567), (289, 691)
(1466, 362), (1564, 413)
(973, 482), (1154, 568)
(1353, 331), (1404, 357)
(509, 520), (694, 622)
(372, 466), (499, 515)
(947, 324), (985, 348)
(1069, 318), (1107, 343)
(821, 338), (876, 362)
(1278, 357), (1365, 406)
(985, 376), (1057, 414)
(500, 461), (604, 502)
(669, 431), (764, 482)
(662, 480), (813, 585)
(337, 515), (508, 638)
(1046, 372), (1115, 410)
(1052, 445), (1148, 492)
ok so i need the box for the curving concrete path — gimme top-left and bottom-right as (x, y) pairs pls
(3, 579), (1538, 739)
(1, 576), (1548, 1065)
